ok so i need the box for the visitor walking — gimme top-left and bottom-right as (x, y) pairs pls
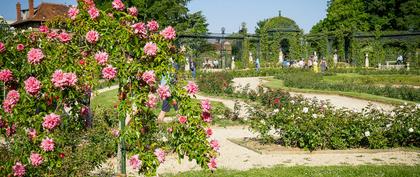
(255, 58), (260, 72)
(320, 58), (328, 73)
(157, 60), (179, 123)
(397, 55), (403, 65)
(190, 59), (196, 79)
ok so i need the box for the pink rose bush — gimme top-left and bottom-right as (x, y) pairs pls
(68, 6), (79, 20)
(27, 48), (44, 64)
(102, 65), (117, 80)
(0, 69), (13, 82)
(112, 0), (125, 11)
(12, 162), (26, 177)
(145, 93), (158, 108)
(30, 153), (44, 166)
(127, 7), (138, 16)
(2, 90), (20, 113)
(207, 158), (217, 171)
(142, 70), (156, 85)
(16, 44), (25, 51)
(42, 113), (61, 130)
(58, 32), (72, 43)
(154, 148), (166, 163)
(51, 70), (78, 89)
(39, 25), (49, 33)
(95, 51), (109, 65)
(144, 42), (158, 56)
(40, 137), (55, 152)
(210, 140), (220, 151)
(86, 30), (100, 43)
(185, 81), (199, 95)
(178, 115), (187, 124)
(129, 154), (141, 170)
(206, 128), (213, 137)
(88, 7), (99, 19)
(160, 26), (176, 40)
(24, 76), (41, 95)
(132, 22), (147, 37)
(147, 20), (159, 31)
(157, 85), (171, 100)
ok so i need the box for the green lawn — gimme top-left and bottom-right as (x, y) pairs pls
(322, 73), (420, 86)
(263, 78), (416, 105)
(163, 165), (420, 177)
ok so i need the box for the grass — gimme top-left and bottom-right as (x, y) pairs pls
(263, 78), (417, 105)
(323, 73), (420, 86)
(163, 165), (420, 177)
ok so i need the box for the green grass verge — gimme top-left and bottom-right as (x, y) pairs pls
(263, 78), (417, 105)
(323, 73), (420, 86)
(163, 165), (420, 177)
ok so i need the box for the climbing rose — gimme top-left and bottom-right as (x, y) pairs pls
(28, 128), (37, 140)
(24, 76), (41, 95)
(68, 6), (79, 20)
(86, 30), (100, 43)
(47, 31), (58, 39)
(178, 115), (187, 124)
(27, 48), (44, 64)
(94, 51), (108, 65)
(147, 20), (159, 31)
(157, 85), (171, 100)
(39, 25), (49, 33)
(83, 0), (95, 7)
(102, 65), (117, 80)
(131, 22), (147, 37)
(58, 32), (71, 43)
(160, 26), (176, 40)
(143, 42), (157, 56)
(210, 140), (220, 151)
(129, 154), (141, 170)
(127, 7), (138, 16)
(42, 113), (61, 130)
(12, 162), (25, 177)
(207, 158), (217, 170)
(145, 93), (158, 108)
(0, 42), (5, 53)
(112, 0), (125, 11)
(154, 148), (165, 163)
(65, 72), (77, 86)
(0, 69), (13, 82)
(30, 153), (43, 166)
(142, 70), (156, 85)
(16, 44), (25, 51)
(206, 128), (213, 137)
(51, 70), (77, 89)
(201, 100), (212, 112)
(88, 7), (99, 19)
(3, 90), (20, 113)
(201, 112), (212, 123)
(185, 81), (199, 95)
(40, 137), (55, 152)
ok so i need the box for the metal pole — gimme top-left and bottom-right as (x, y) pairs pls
(118, 85), (126, 176)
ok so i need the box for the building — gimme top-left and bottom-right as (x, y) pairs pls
(11, 0), (70, 29)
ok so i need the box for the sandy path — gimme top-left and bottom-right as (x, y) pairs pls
(195, 95), (250, 118)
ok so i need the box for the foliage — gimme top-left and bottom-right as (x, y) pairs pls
(197, 72), (234, 96)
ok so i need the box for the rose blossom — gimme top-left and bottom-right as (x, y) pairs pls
(160, 26), (176, 40)
(68, 6), (79, 20)
(30, 153), (43, 166)
(0, 69), (13, 82)
(145, 93), (158, 108)
(201, 112), (212, 123)
(154, 148), (165, 163)
(206, 128), (213, 137)
(129, 154), (141, 170)
(102, 65), (117, 80)
(178, 115), (187, 124)
(6, 124), (16, 137)
(88, 7), (99, 19)
(142, 70), (156, 85)
(185, 81), (199, 95)
(51, 70), (77, 89)
(28, 128), (37, 140)
(40, 137), (55, 152)
(83, 0), (95, 7)
(143, 42), (158, 56)
(47, 31), (58, 39)
(3, 90), (20, 113)
(127, 7), (138, 16)
(95, 51), (109, 65)
(207, 158), (217, 170)
(27, 48), (44, 64)
(210, 139), (220, 151)
(86, 30), (100, 44)
(65, 72), (77, 86)
(201, 100), (212, 112)
(42, 113), (61, 130)
(58, 32), (71, 43)
(147, 20), (159, 31)
(16, 44), (25, 51)
(12, 162), (26, 177)
(157, 85), (171, 100)
(131, 22), (147, 37)
(112, 0), (125, 11)
(0, 42), (5, 53)
(39, 25), (49, 33)
(24, 76), (41, 95)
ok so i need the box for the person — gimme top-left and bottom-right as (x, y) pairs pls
(313, 59), (319, 73)
(333, 52), (338, 66)
(320, 58), (328, 73)
(255, 58), (260, 72)
(190, 59), (196, 79)
(397, 55), (403, 65)
(307, 56), (313, 69)
(157, 60), (179, 123)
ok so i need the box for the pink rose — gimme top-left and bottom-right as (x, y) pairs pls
(111, 128), (119, 137)
(145, 93), (158, 108)
(201, 112), (212, 123)
(129, 154), (141, 170)
(88, 7), (99, 19)
(185, 81), (199, 95)
(157, 85), (171, 100)
(42, 113), (61, 130)
(83, 0), (95, 7)
(65, 72), (77, 86)
(142, 70), (156, 85)
(30, 153), (43, 166)
(47, 31), (58, 39)
(127, 7), (138, 16)
(95, 51), (108, 65)
(0, 69), (13, 82)
(102, 65), (117, 80)
(51, 70), (66, 88)
(154, 148), (165, 163)
(112, 0), (125, 11)
(178, 115), (187, 124)
(206, 128), (213, 137)
(58, 32), (71, 43)
(68, 6), (79, 20)
(86, 30), (100, 44)
(167, 127), (173, 133)
(201, 100), (212, 112)
(28, 128), (37, 140)
(0, 42), (5, 53)
(12, 162), (26, 177)
(207, 158), (217, 171)
(16, 44), (25, 51)
(143, 42), (157, 56)
(24, 76), (41, 96)
(147, 20), (159, 32)
(210, 139), (220, 151)
(160, 26), (176, 40)
(131, 22), (147, 37)
(2, 90), (20, 113)
(39, 25), (49, 33)
(27, 48), (44, 64)
(40, 137), (55, 152)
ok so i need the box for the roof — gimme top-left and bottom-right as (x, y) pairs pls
(11, 2), (70, 27)
(261, 16), (301, 33)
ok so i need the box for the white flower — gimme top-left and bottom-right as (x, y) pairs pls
(390, 112), (396, 117)
(302, 107), (309, 113)
(28, 27), (33, 31)
(364, 131), (370, 137)
(408, 128), (414, 133)
(273, 109), (279, 113)
(290, 100), (295, 104)
(312, 114), (318, 118)
(386, 123), (392, 128)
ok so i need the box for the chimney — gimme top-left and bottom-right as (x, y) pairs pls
(16, 2), (22, 21)
(29, 0), (34, 18)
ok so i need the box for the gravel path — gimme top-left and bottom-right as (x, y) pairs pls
(195, 95), (250, 118)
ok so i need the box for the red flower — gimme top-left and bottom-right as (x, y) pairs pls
(274, 98), (280, 104)
(59, 153), (65, 158)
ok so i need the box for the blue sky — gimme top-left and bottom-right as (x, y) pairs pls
(0, 0), (327, 34)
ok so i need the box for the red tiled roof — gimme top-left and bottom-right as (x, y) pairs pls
(12, 3), (70, 26)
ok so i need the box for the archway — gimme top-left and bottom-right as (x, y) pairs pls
(280, 38), (290, 59)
